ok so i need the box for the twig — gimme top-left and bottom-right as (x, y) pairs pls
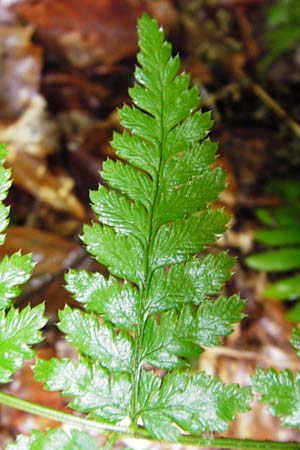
(0, 392), (299, 450)
(242, 73), (300, 139)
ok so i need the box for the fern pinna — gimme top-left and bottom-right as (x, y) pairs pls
(32, 14), (252, 442)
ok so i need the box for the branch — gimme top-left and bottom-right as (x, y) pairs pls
(242, 74), (300, 139)
(0, 392), (299, 450)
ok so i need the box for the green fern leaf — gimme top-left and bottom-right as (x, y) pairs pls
(6, 429), (99, 450)
(65, 270), (138, 330)
(82, 224), (144, 284)
(90, 186), (147, 241)
(142, 296), (244, 369)
(58, 306), (133, 372)
(0, 144), (12, 245)
(0, 145), (47, 384)
(291, 325), (300, 355)
(102, 159), (152, 209)
(34, 358), (131, 423)
(156, 168), (225, 223)
(0, 252), (35, 310)
(35, 13), (251, 440)
(252, 368), (300, 428)
(151, 210), (228, 268)
(191, 294), (245, 346)
(0, 304), (46, 383)
(147, 252), (235, 313)
(139, 370), (252, 441)
(142, 310), (202, 370)
(112, 131), (159, 178)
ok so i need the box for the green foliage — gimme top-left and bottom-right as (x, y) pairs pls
(6, 429), (99, 450)
(264, 0), (300, 66)
(252, 325), (300, 429)
(4, 12), (300, 450)
(0, 144), (12, 246)
(33, 13), (251, 442)
(246, 181), (300, 322)
(0, 145), (47, 384)
(290, 325), (300, 355)
(139, 371), (250, 441)
(0, 252), (35, 310)
(0, 147), (96, 448)
(0, 304), (46, 383)
(9, 13), (300, 449)
(35, 358), (131, 423)
(252, 368), (300, 429)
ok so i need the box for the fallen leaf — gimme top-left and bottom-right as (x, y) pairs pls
(6, 149), (86, 219)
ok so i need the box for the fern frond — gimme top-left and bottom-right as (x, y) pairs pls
(35, 14), (251, 441)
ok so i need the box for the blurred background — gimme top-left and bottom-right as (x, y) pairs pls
(0, 0), (300, 447)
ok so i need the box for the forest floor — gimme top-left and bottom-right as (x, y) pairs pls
(0, 0), (300, 447)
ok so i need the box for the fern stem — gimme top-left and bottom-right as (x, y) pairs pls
(0, 392), (299, 449)
(135, 428), (300, 449)
(130, 168), (161, 422)
(0, 392), (127, 434)
(130, 73), (167, 422)
(176, 435), (300, 450)
(103, 433), (120, 450)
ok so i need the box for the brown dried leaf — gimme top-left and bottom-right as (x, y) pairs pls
(11, 0), (178, 71)
(0, 24), (42, 122)
(0, 21), (59, 156)
(0, 95), (59, 157)
(1, 226), (84, 277)
(11, 0), (141, 70)
(43, 72), (110, 112)
(0, 226), (86, 310)
(6, 149), (86, 220)
(214, 155), (238, 215)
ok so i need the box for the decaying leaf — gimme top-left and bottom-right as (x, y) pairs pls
(11, 0), (178, 71)
(0, 226), (84, 277)
(0, 95), (59, 157)
(0, 22), (58, 156)
(0, 24), (42, 122)
(6, 149), (86, 219)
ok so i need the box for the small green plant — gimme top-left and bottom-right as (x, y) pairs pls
(252, 324), (300, 431)
(1, 14), (300, 450)
(263, 0), (300, 67)
(246, 181), (300, 322)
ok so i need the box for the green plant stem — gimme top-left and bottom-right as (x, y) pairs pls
(103, 433), (119, 450)
(0, 392), (126, 434)
(130, 169), (160, 422)
(130, 87), (166, 422)
(242, 73), (300, 140)
(0, 392), (299, 449)
(177, 435), (300, 450)
(135, 429), (300, 449)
